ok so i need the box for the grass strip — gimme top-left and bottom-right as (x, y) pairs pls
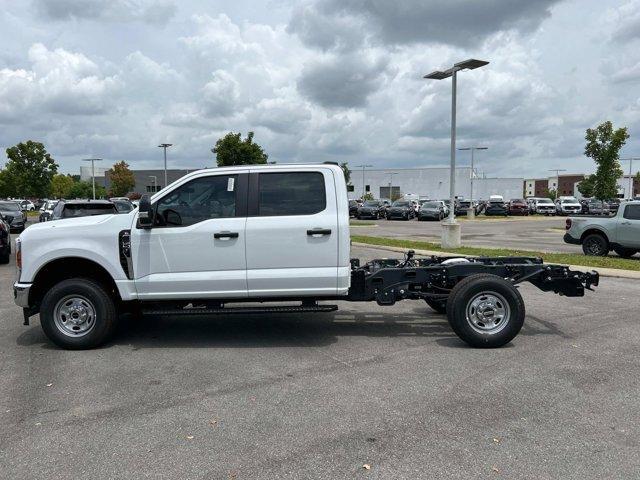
(351, 235), (640, 271)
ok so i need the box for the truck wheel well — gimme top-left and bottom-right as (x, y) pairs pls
(580, 229), (608, 244)
(30, 257), (121, 308)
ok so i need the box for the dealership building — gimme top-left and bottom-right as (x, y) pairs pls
(348, 166), (524, 201)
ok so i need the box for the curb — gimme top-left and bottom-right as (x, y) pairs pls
(351, 242), (640, 280)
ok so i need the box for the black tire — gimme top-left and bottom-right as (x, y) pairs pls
(0, 249), (9, 264)
(40, 278), (118, 349)
(613, 246), (638, 258)
(446, 274), (525, 348)
(582, 233), (608, 256)
(425, 298), (447, 314)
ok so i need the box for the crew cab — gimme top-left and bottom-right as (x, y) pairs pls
(14, 164), (599, 350)
(564, 200), (640, 257)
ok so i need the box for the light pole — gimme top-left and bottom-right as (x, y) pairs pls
(458, 146), (488, 218)
(620, 157), (639, 199)
(355, 164), (373, 200)
(388, 172), (398, 200)
(83, 158), (103, 199)
(158, 143), (172, 187)
(149, 175), (157, 193)
(424, 58), (489, 249)
(548, 169), (566, 200)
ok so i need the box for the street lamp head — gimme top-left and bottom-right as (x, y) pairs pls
(158, 143), (173, 148)
(454, 59), (489, 70)
(423, 70), (452, 80)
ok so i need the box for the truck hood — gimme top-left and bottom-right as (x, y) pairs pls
(20, 213), (134, 240)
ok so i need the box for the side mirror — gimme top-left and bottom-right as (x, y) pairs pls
(138, 195), (153, 229)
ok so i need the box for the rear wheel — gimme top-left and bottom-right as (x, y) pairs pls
(0, 248), (9, 264)
(613, 246), (638, 258)
(446, 274), (525, 348)
(40, 278), (118, 349)
(425, 298), (447, 314)
(582, 234), (608, 256)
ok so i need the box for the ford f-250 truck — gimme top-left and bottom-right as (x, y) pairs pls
(564, 200), (640, 257)
(14, 163), (599, 350)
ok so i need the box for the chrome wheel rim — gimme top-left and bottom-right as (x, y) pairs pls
(466, 291), (510, 334)
(53, 295), (97, 337)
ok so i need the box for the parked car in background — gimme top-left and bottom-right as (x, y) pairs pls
(605, 199), (620, 215)
(531, 198), (555, 215)
(15, 199), (36, 211)
(39, 200), (58, 222)
(48, 199), (118, 221)
(0, 201), (26, 232)
(564, 201), (640, 257)
(555, 197), (582, 215)
(485, 196), (509, 216)
(348, 200), (359, 217)
(111, 198), (135, 213)
(357, 200), (386, 219)
(0, 214), (11, 263)
(386, 200), (415, 220)
(586, 199), (609, 215)
(508, 199), (529, 216)
(417, 201), (446, 221)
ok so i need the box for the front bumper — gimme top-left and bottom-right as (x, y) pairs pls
(13, 282), (32, 308)
(563, 233), (581, 245)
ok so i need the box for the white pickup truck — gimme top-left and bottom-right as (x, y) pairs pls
(14, 163), (599, 349)
(564, 200), (640, 257)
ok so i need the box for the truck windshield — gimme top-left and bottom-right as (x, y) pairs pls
(392, 201), (409, 207)
(363, 201), (380, 207)
(422, 202), (439, 208)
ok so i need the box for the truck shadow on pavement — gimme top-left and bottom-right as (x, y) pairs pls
(16, 306), (568, 349)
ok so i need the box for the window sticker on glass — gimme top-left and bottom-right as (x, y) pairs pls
(227, 177), (235, 192)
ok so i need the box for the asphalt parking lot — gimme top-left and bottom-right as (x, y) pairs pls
(1, 242), (639, 479)
(351, 215), (580, 253)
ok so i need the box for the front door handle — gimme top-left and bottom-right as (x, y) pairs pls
(307, 228), (332, 236)
(214, 231), (239, 239)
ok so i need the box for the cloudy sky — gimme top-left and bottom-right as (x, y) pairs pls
(1, 0), (639, 178)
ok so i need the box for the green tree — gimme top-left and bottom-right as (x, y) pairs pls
(362, 192), (374, 201)
(50, 174), (75, 198)
(544, 188), (557, 200)
(340, 162), (351, 185)
(212, 131), (268, 167)
(584, 121), (628, 200)
(577, 175), (596, 198)
(0, 169), (15, 198)
(4, 140), (58, 197)
(107, 161), (135, 196)
(68, 180), (106, 199)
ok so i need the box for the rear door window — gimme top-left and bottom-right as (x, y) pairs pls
(623, 204), (640, 220)
(257, 172), (326, 216)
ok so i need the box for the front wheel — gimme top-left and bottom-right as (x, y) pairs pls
(446, 274), (525, 348)
(40, 278), (119, 349)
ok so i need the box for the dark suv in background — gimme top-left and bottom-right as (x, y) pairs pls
(357, 200), (386, 219)
(49, 199), (118, 220)
(0, 201), (26, 232)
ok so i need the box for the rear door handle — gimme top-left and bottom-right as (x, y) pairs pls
(214, 231), (239, 239)
(307, 228), (332, 236)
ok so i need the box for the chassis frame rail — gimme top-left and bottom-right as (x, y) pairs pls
(347, 252), (599, 305)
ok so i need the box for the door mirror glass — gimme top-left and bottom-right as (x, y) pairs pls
(138, 195), (153, 228)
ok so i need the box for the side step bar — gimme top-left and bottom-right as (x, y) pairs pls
(142, 304), (339, 316)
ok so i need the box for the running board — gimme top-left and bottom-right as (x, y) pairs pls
(142, 304), (339, 316)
